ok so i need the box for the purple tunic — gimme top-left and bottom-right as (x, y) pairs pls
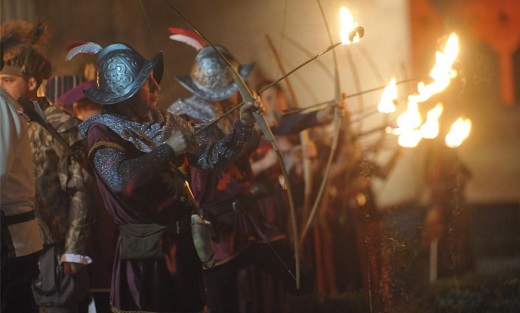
(86, 124), (205, 312)
(80, 109), (253, 313)
(169, 97), (285, 265)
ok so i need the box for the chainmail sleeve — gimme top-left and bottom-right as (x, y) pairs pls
(92, 144), (175, 194)
(191, 120), (253, 171)
(86, 123), (177, 194)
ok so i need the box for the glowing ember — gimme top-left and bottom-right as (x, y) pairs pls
(377, 77), (398, 113)
(445, 117), (471, 148)
(420, 103), (444, 139)
(408, 33), (459, 103)
(339, 7), (360, 45)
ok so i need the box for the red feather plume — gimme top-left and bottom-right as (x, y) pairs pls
(168, 27), (206, 51)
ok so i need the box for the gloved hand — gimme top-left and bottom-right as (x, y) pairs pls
(165, 130), (200, 155)
(239, 92), (264, 127)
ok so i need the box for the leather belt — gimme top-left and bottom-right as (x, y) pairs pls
(1, 210), (36, 226)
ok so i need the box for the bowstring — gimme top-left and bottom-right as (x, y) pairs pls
(138, 0), (299, 283)
(138, 0), (177, 101)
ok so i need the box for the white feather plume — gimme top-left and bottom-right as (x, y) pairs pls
(169, 34), (204, 51)
(65, 42), (103, 61)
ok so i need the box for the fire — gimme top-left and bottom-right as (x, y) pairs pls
(390, 33), (461, 148)
(408, 33), (459, 103)
(398, 129), (422, 148)
(397, 101), (422, 130)
(394, 101), (423, 147)
(377, 77), (398, 113)
(339, 7), (360, 45)
(420, 103), (444, 139)
(445, 117), (471, 148)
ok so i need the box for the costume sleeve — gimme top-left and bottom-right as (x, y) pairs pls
(273, 111), (321, 136)
(192, 120), (253, 170)
(0, 94), (15, 181)
(54, 120), (95, 261)
(88, 123), (177, 194)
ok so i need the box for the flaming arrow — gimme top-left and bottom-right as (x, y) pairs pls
(259, 24), (364, 93)
(192, 22), (364, 135)
(163, 1), (301, 289)
(299, 3), (363, 244)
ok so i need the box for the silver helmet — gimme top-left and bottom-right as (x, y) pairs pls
(84, 43), (163, 105)
(176, 45), (254, 102)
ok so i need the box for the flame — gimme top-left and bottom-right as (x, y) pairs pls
(398, 129), (422, 148)
(445, 117), (471, 148)
(408, 33), (459, 103)
(393, 101), (423, 147)
(397, 101), (422, 130)
(339, 7), (360, 45)
(388, 33), (463, 148)
(420, 103), (444, 139)
(377, 77), (398, 113)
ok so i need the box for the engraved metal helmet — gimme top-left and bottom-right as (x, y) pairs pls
(84, 43), (163, 105)
(176, 45), (254, 102)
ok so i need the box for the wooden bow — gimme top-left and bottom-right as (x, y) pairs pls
(165, 2), (301, 289)
(265, 34), (314, 235)
(299, 0), (345, 243)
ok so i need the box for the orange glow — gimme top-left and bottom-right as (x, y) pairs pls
(420, 103), (443, 139)
(394, 101), (423, 147)
(445, 117), (471, 148)
(397, 101), (422, 130)
(398, 129), (422, 148)
(408, 33), (459, 103)
(339, 7), (360, 45)
(377, 77), (398, 113)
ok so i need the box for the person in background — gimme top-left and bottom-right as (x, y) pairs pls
(422, 139), (474, 278)
(57, 79), (113, 313)
(1, 72), (44, 312)
(44, 75), (85, 115)
(252, 80), (336, 229)
(0, 19), (95, 313)
(169, 45), (318, 313)
(57, 79), (102, 121)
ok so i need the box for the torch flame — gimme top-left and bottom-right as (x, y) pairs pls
(389, 33), (462, 148)
(394, 101), (423, 147)
(398, 129), (422, 148)
(339, 7), (360, 45)
(377, 77), (398, 113)
(445, 117), (471, 148)
(420, 103), (444, 139)
(397, 101), (422, 130)
(408, 33), (459, 103)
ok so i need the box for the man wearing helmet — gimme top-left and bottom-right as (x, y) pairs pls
(78, 42), (261, 313)
(168, 45), (317, 313)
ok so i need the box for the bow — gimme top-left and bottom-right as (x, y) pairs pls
(283, 77), (420, 115)
(164, 1), (301, 289)
(299, 0), (345, 243)
(265, 34), (314, 232)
